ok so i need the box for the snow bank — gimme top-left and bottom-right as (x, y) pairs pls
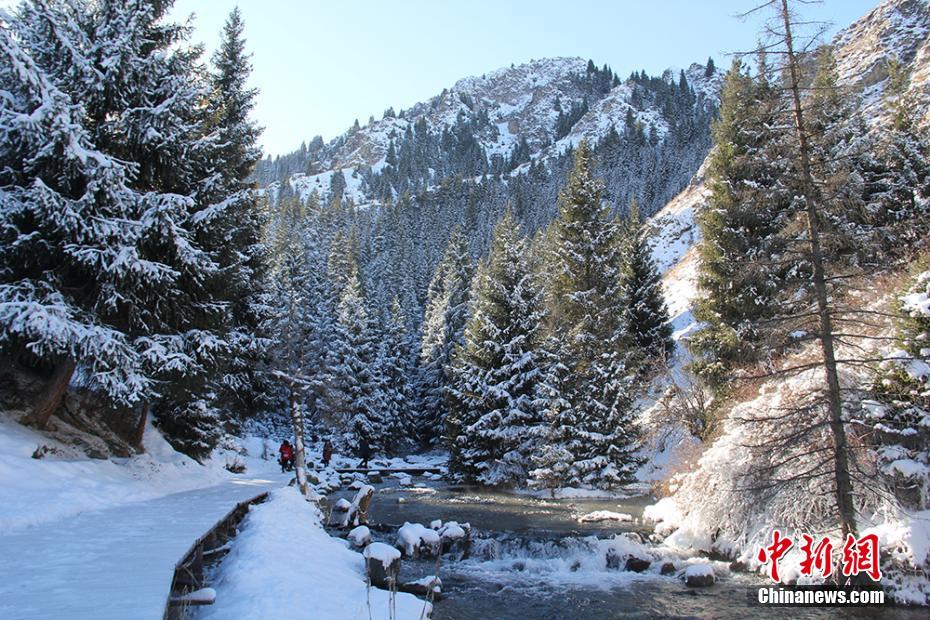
(202, 488), (427, 620)
(0, 416), (271, 531)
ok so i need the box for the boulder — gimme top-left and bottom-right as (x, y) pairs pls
(347, 525), (371, 548)
(660, 562), (677, 575)
(364, 543), (401, 589)
(684, 564), (715, 587)
(624, 556), (651, 573)
(397, 522), (441, 558)
(399, 576), (442, 601)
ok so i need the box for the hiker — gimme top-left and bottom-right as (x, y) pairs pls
(322, 439), (333, 467)
(279, 440), (294, 472)
(357, 436), (371, 469)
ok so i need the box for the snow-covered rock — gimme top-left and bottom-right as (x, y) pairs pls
(577, 510), (634, 523)
(684, 563), (715, 587)
(396, 521), (441, 557)
(347, 525), (371, 548)
(363, 542), (402, 570)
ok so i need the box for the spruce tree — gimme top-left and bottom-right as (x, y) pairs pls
(200, 7), (271, 427)
(376, 298), (418, 452)
(419, 228), (473, 444)
(538, 141), (640, 489)
(691, 59), (792, 385)
(4, 0), (239, 458)
(447, 210), (548, 485)
(622, 200), (673, 364)
(329, 242), (388, 453)
(0, 15), (149, 424)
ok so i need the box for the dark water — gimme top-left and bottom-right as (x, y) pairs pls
(332, 480), (925, 620)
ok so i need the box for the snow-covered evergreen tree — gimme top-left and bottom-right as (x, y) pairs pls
(691, 58), (792, 385)
(419, 228), (473, 444)
(0, 13), (149, 424)
(329, 243), (389, 453)
(622, 200), (673, 363)
(447, 209), (549, 485)
(864, 266), (930, 511)
(535, 141), (641, 489)
(1, 0), (259, 458)
(199, 7), (272, 426)
(376, 298), (418, 452)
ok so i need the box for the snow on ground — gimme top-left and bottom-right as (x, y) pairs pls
(0, 475), (281, 620)
(200, 488), (429, 620)
(0, 415), (275, 531)
(634, 161), (708, 483)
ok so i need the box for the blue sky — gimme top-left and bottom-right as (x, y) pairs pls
(170, 0), (878, 157)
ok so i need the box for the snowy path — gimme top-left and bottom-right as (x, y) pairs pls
(0, 475), (285, 620)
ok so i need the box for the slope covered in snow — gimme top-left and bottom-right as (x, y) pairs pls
(0, 415), (254, 531)
(635, 1), (930, 603)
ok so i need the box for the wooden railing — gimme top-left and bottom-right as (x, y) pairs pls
(162, 491), (269, 619)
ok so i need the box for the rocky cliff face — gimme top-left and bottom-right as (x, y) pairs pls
(833, 0), (930, 123)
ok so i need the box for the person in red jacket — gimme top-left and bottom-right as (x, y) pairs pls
(279, 440), (294, 472)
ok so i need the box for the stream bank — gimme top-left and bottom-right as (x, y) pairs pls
(326, 472), (928, 619)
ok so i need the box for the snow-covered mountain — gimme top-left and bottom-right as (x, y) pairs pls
(321, 57), (720, 170)
(256, 56), (721, 208)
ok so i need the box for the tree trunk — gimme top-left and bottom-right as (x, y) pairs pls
(132, 403), (149, 451)
(780, 0), (858, 540)
(289, 385), (310, 497)
(24, 358), (76, 429)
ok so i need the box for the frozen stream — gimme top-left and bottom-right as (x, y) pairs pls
(332, 480), (926, 620)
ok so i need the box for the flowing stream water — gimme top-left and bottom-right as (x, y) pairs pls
(331, 478), (926, 620)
